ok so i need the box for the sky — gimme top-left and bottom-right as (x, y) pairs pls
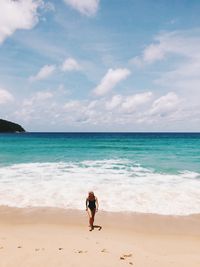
(0, 0), (200, 132)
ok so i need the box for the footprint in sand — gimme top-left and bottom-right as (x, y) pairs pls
(101, 249), (108, 253)
(35, 248), (45, 251)
(17, 246), (22, 249)
(129, 262), (133, 265)
(120, 253), (133, 261)
(0, 246), (4, 249)
(123, 254), (132, 258)
(59, 248), (63, 250)
(77, 250), (87, 253)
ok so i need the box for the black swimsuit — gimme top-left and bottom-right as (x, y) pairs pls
(88, 198), (96, 210)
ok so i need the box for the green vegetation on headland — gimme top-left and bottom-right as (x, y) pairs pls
(0, 119), (25, 133)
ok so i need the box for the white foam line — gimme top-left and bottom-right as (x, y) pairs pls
(0, 160), (199, 215)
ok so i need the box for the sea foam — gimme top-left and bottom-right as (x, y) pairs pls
(0, 159), (199, 215)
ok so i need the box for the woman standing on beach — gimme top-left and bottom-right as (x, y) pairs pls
(86, 191), (99, 231)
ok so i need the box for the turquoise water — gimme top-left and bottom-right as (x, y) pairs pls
(0, 132), (200, 215)
(0, 133), (200, 173)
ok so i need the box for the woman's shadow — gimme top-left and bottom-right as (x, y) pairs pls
(90, 225), (102, 231)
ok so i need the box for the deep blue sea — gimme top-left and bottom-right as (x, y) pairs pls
(0, 132), (199, 215)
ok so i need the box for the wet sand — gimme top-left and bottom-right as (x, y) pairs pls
(0, 206), (200, 267)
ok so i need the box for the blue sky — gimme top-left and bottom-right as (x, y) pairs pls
(0, 0), (200, 131)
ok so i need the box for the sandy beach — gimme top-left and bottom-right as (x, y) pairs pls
(0, 206), (199, 267)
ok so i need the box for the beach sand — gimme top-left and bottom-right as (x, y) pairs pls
(0, 206), (200, 267)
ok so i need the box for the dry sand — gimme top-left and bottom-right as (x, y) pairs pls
(0, 206), (200, 267)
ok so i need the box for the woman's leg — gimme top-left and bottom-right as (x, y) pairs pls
(87, 208), (93, 228)
(91, 208), (96, 227)
(87, 208), (96, 230)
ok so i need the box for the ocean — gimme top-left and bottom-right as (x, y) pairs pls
(0, 132), (200, 215)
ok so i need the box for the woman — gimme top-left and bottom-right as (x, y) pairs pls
(86, 191), (99, 231)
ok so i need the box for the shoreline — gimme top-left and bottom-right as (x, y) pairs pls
(0, 206), (200, 267)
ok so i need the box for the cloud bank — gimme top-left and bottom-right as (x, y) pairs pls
(13, 89), (184, 129)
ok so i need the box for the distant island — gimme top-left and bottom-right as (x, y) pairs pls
(0, 119), (25, 133)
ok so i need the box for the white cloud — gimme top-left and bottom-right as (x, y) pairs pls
(61, 57), (81, 72)
(41, 2), (55, 12)
(14, 91), (55, 123)
(141, 30), (200, 104)
(0, 0), (42, 44)
(142, 43), (166, 64)
(64, 100), (81, 111)
(0, 88), (14, 104)
(134, 92), (185, 127)
(131, 33), (174, 66)
(106, 95), (122, 110)
(150, 92), (181, 116)
(34, 91), (53, 101)
(30, 64), (56, 81)
(30, 58), (81, 82)
(121, 92), (153, 113)
(63, 0), (99, 16)
(105, 92), (152, 112)
(63, 99), (97, 124)
(94, 68), (131, 96)
(132, 30), (200, 66)
(130, 30), (200, 126)
(23, 91), (53, 107)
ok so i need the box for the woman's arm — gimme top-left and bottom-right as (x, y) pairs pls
(95, 197), (99, 211)
(86, 198), (88, 210)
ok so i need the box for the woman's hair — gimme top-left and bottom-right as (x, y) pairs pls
(88, 191), (94, 195)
